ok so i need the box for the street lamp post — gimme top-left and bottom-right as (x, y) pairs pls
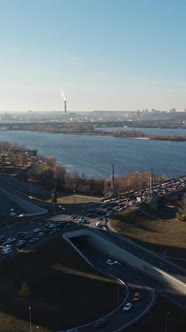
(8, 223), (11, 237)
(29, 182), (32, 197)
(165, 312), (170, 332)
(73, 184), (76, 204)
(109, 250), (115, 275)
(29, 306), (32, 332)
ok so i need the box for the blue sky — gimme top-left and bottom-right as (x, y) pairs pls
(0, 0), (186, 112)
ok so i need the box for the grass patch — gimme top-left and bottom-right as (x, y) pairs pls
(47, 195), (99, 204)
(29, 193), (50, 201)
(0, 237), (124, 332)
(127, 296), (186, 332)
(111, 205), (186, 266)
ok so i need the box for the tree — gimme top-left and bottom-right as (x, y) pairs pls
(51, 188), (57, 203)
(18, 281), (31, 297)
(176, 195), (186, 221)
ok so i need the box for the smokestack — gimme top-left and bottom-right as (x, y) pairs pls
(64, 98), (67, 115)
(61, 90), (67, 115)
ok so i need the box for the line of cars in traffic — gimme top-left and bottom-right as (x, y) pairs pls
(0, 219), (75, 256)
(105, 257), (140, 313)
(87, 289), (140, 330)
(123, 291), (140, 312)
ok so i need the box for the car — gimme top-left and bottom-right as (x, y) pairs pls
(23, 233), (32, 240)
(106, 259), (115, 265)
(96, 222), (102, 227)
(42, 227), (51, 233)
(116, 260), (124, 266)
(58, 219), (67, 223)
(71, 215), (77, 220)
(76, 218), (82, 223)
(123, 302), (132, 311)
(133, 292), (140, 301)
(32, 228), (42, 234)
(28, 237), (39, 244)
(17, 231), (29, 237)
(48, 223), (55, 229)
(16, 240), (26, 249)
(37, 231), (46, 237)
(1, 245), (13, 255)
(10, 208), (17, 217)
(93, 319), (106, 328)
(3, 237), (16, 245)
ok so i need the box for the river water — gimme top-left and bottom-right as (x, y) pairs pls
(0, 129), (185, 179)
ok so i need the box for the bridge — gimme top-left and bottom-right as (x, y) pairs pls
(149, 175), (186, 209)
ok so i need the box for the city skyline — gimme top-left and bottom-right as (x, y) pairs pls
(0, 0), (186, 112)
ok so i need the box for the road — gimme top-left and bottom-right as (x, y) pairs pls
(0, 174), (185, 331)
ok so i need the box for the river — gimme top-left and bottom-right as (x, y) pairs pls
(0, 129), (185, 179)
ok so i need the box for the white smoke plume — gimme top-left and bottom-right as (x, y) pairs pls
(61, 90), (66, 101)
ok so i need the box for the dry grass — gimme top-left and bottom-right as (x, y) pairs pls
(47, 194), (100, 204)
(111, 205), (186, 265)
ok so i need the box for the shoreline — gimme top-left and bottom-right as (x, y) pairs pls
(1, 128), (186, 142)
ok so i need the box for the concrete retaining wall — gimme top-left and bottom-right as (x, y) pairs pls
(63, 229), (186, 295)
(0, 188), (48, 216)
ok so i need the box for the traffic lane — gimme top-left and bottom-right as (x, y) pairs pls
(100, 228), (186, 283)
(75, 254), (154, 331)
(86, 249), (155, 300)
(89, 229), (186, 307)
(0, 220), (80, 259)
(79, 243), (186, 309)
(0, 213), (70, 237)
(102, 253), (186, 309)
(0, 228), (64, 261)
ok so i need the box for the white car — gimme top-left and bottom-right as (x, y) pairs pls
(1, 245), (13, 255)
(32, 228), (42, 233)
(106, 259), (115, 265)
(123, 302), (132, 311)
(96, 222), (102, 227)
(10, 208), (17, 217)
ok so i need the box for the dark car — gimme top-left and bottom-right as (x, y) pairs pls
(71, 215), (77, 220)
(17, 231), (28, 237)
(3, 237), (16, 246)
(29, 237), (39, 244)
(93, 319), (106, 328)
(23, 233), (33, 240)
(16, 240), (26, 249)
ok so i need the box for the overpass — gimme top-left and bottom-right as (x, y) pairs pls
(62, 228), (186, 309)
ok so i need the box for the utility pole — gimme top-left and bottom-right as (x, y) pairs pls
(29, 306), (32, 332)
(165, 312), (170, 332)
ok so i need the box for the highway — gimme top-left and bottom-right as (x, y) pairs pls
(0, 215), (156, 332)
(0, 174), (185, 331)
